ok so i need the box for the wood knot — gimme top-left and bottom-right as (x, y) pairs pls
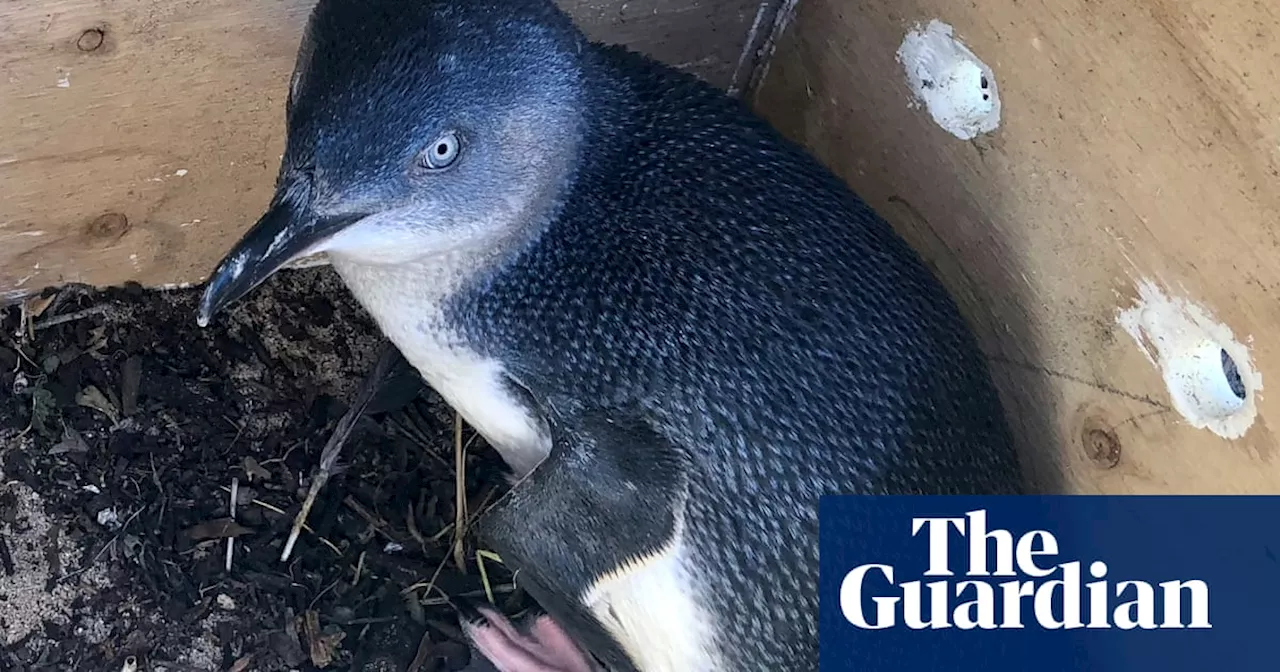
(77, 28), (106, 52)
(86, 212), (130, 242)
(1080, 417), (1121, 469)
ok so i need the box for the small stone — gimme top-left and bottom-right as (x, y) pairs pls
(96, 507), (120, 530)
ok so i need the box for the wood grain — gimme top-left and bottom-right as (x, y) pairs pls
(0, 0), (776, 300)
(752, 0), (1280, 494)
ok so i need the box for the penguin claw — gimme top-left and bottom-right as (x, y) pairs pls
(461, 605), (597, 672)
(453, 595), (489, 625)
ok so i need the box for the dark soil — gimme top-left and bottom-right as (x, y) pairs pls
(0, 266), (529, 672)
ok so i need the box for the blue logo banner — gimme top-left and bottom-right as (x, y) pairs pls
(819, 495), (1280, 671)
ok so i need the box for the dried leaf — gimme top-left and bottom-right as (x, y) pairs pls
(85, 326), (110, 357)
(57, 346), (82, 365)
(274, 612), (308, 667)
(30, 387), (57, 435)
(49, 427), (90, 455)
(303, 609), (338, 668)
(23, 294), (56, 319)
(96, 507), (120, 530)
(121, 534), (143, 561)
(184, 518), (253, 541)
(76, 385), (119, 425)
(406, 629), (437, 672)
(235, 485), (256, 508)
(242, 456), (272, 482)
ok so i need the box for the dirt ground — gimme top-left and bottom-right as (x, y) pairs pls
(0, 266), (528, 672)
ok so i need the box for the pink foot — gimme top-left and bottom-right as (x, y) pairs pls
(463, 606), (598, 672)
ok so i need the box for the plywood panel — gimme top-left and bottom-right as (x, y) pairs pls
(752, 0), (1280, 494)
(0, 0), (778, 301)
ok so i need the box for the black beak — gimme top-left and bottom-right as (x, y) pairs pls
(196, 191), (359, 327)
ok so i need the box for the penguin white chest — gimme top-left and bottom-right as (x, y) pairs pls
(397, 331), (551, 477)
(328, 260), (551, 477)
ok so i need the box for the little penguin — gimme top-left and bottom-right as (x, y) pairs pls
(194, 0), (1025, 669)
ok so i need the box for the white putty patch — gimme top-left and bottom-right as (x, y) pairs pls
(897, 19), (1000, 140)
(1117, 277), (1262, 439)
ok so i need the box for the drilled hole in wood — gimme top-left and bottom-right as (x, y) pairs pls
(1220, 348), (1246, 400)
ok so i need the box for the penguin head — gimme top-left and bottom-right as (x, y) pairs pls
(198, 0), (589, 326)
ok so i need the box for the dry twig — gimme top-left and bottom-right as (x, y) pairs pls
(281, 342), (400, 562)
(452, 412), (467, 572)
(225, 477), (239, 572)
(33, 304), (110, 331)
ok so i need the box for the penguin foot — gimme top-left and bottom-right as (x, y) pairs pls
(462, 605), (599, 672)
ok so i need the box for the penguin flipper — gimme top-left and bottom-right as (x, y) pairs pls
(473, 411), (699, 672)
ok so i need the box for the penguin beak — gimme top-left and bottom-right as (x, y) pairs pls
(196, 196), (360, 327)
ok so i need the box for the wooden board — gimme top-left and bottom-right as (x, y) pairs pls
(752, 0), (1280, 494)
(0, 0), (781, 302)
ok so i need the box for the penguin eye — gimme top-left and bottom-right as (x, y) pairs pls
(419, 131), (461, 170)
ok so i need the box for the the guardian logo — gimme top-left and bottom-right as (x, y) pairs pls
(841, 509), (1211, 631)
